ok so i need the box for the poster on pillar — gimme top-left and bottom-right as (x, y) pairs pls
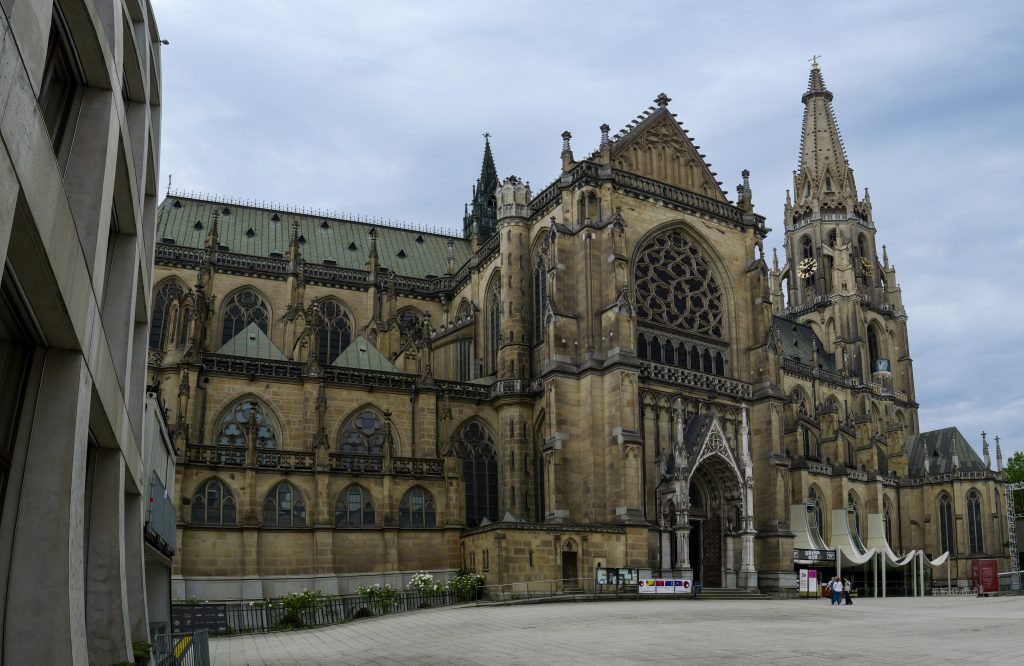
(639, 574), (693, 594)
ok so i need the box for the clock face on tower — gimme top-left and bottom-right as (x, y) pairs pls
(797, 257), (817, 279)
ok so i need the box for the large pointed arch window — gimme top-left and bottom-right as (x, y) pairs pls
(335, 485), (375, 528)
(938, 493), (955, 555)
(338, 408), (387, 456)
(967, 489), (983, 554)
(847, 491), (862, 539)
(457, 421), (498, 528)
(487, 274), (501, 375)
(399, 486), (436, 527)
(221, 289), (270, 345)
(883, 497), (896, 548)
(150, 280), (185, 350)
(533, 243), (549, 344)
(316, 299), (352, 363)
(216, 399), (278, 456)
(808, 485), (825, 539)
(191, 479), (237, 526)
(263, 482), (306, 527)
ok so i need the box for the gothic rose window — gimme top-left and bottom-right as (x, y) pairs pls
(397, 308), (424, 348)
(150, 280), (185, 350)
(316, 299), (351, 363)
(217, 399), (278, 449)
(338, 408), (386, 456)
(221, 288), (270, 344)
(634, 229), (723, 339)
(457, 421), (498, 528)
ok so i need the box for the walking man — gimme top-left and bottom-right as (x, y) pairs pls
(843, 577), (853, 605)
(830, 576), (842, 606)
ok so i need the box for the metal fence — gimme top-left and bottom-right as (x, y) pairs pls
(177, 590), (470, 635)
(152, 629), (210, 666)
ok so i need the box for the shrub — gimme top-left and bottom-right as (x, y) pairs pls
(357, 583), (401, 610)
(271, 588), (322, 629)
(407, 571), (445, 598)
(448, 572), (485, 602)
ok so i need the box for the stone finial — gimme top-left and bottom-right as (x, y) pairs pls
(982, 431), (991, 469)
(655, 92), (671, 107)
(600, 123), (610, 150)
(561, 131), (574, 173)
(561, 131), (572, 154)
(446, 238), (455, 275)
(882, 245), (889, 270)
(365, 227), (379, 272)
(204, 210), (220, 250)
(952, 452), (960, 471)
(772, 247), (779, 272)
(995, 436), (1003, 472)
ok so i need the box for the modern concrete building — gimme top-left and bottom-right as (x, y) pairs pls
(151, 65), (1007, 601)
(0, 1), (163, 663)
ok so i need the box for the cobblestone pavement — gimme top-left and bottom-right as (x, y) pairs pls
(210, 596), (1024, 665)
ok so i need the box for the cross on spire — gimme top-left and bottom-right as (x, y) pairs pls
(483, 132), (491, 140)
(810, 54), (821, 69)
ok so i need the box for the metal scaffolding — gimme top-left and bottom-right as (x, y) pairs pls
(1006, 481), (1023, 588)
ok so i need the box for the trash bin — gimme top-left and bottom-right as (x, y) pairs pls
(693, 582), (702, 598)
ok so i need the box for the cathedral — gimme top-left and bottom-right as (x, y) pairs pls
(150, 64), (1008, 599)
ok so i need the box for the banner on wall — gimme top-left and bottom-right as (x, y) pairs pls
(638, 577), (694, 594)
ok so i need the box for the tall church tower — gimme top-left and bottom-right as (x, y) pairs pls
(463, 135), (500, 240)
(777, 61), (917, 410)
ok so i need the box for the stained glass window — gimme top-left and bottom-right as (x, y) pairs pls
(263, 482), (306, 527)
(217, 399), (278, 449)
(150, 280), (185, 349)
(191, 478), (237, 526)
(335, 485), (375, 528)
(458, 421), (498, 528)
(316, 299), (351, 363)
(338, 409), (386, 455)
(967, 489), (983, 554)
(221, 289), (270, 344)
(399, 487), (437, 528)
(938, 493), (955, 555)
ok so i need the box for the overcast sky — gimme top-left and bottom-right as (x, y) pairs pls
(150, 0), (1023, 460)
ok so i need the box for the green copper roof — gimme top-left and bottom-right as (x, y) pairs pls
(216, 323), (287, 360)
(157, 196), (472, 279)
(331, 335), (400, 373)
(772, 315), (837, 371)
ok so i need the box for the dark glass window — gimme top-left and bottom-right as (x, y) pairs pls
(533, 247), (548, 343)
(487, 276), (501, 374)
(263, 482), (305, 527)
(39, 13), (80, 151)
(221, 289), (270, 345)
(967, 490), (983, 554)
(399, 487), (436, 528)
(808, 486), (824, 538)
(150, 281), (185, 350)
(883, 498), (895, 548)
(316, 299), (351, 363)
(457, 421), (498, 528)
(938, 493), (955, 555)
(215, 400), (277, 465)
(335, 485), (375, 528)
(0, 276), (35, 521)
(191, 479), (236, 526)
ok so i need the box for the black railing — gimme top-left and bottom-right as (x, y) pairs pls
(175, 590), (468, 635)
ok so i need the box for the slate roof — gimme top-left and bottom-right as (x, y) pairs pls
(772, 315), (837, 371)
(906, 427), (987, 478)
(331, 335), (400, 373)
(157, 196), (472, 279)
(215, 323), (287, 360)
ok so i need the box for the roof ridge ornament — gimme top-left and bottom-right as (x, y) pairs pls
(655, 92), (671, 107)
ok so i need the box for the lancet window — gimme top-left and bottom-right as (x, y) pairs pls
(263, 482), (306, 527)
(221, 288), (270, 344)
(883, 497), (895, 547)
(150, 280), (185, 350)
(317, 299), (352, 363)
(808, 485), (824, 538)
(457, 421), (498, 528)
(938, 493), (955, 555)
(335, 485), (375, 528)
(216, 399), (278, 450)
(533, 249), (548, 344)
(966, 489), (983, 554)
(399, 487), (436, 528)
(487, 274), (501, 374)
(190, 479), (237, 526)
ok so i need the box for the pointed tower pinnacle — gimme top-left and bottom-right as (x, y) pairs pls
(204, 210), (220, 251)
(982, 431), (991, 469)
(995, 436), (1003, 472)
(463, 134), (500, 241)
(795, 61), (857, 209)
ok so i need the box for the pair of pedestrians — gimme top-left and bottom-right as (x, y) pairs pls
(828, 576), (853, 605)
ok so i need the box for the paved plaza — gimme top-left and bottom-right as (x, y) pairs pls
(210, 595), (1024, 665)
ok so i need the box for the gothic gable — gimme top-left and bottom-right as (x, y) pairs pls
(610, 109), (727, 203)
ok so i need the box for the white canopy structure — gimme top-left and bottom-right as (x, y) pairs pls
(790, 504), (829, 554)
(866, 514), (915, 566)
(829, 509), (876, 567)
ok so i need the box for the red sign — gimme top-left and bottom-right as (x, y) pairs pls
(971, 559), (999, 592)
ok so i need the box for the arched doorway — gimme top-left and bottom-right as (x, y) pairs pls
(561, 539), (579, 591)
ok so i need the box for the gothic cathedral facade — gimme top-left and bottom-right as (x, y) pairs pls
(150, 65), (1007, 599)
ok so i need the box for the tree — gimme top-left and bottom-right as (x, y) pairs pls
(1006, 451), (1024, 485)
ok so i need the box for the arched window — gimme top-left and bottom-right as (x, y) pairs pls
(217, 399), (278, 449)
(150, 281), (185, 349)
(967, 489), (983, 554)
(827, 229), (837, 248)
(808, 485), (824, 539)
(456, 421), (498, 528)
(335, 485), (375, 528)
(868, 325), (882, 373)
(637, 333), (648, 359)
(487, 274), (501, 375)
(677, 342), (687, 368)
(883, 497), (896, 548)
(847, 491), (861, 538)
(399, 487), (436, 528)
(263, 482), (306, 527)
(316, 299), (351, 363)
(338, 408), (387, 456)
(634, 229), (724, 340)
(221, 289), (270, 344)
(650, 337), (662, 363)
(664, 341), (675, 365)
(456, 299), (472, 322)
(191, 479), (237, 526)
(938, 493), (955, 555)
(533, 250), (548, 343)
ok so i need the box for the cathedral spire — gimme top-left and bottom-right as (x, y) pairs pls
(795, 61), (856, 208)
(463, 134), (500, 241)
